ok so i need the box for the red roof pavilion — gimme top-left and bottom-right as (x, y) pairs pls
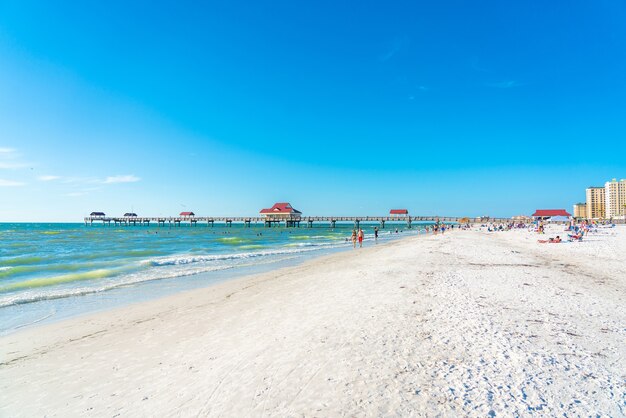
(259, 202), (301, 215)
(531, 209), (571, 217)
(390, 209), (409, 215)
(179, 211), (195, 217)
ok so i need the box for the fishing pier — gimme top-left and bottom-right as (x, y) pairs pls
(84, 215), (511, 229)
(86, 203), (512, 228)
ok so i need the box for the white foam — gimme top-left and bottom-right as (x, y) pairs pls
(0, 264), (235, 308)
(142, 244), (345, 267)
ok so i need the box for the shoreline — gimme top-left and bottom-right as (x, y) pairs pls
(1, 231), (415, 345)
(1, 226), (624, 416)
(0, 226), (423, 336)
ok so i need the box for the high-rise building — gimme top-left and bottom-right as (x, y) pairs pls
(585, 187), (605, 219)
(605, 178), (626, 218)
(573, 203), (587, 218)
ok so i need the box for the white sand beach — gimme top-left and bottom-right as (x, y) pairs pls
(1, 226), (624, 416)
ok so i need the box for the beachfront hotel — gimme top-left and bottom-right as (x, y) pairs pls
(605, 178), (626, 218)
(582, 178), (626, 219)
(585, 186), (606, 219)
(573, 203), (587, 219)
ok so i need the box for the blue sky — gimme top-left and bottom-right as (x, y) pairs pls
(1, 1), (625, 221)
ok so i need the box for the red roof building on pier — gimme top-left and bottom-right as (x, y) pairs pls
(179, 211), (195, 217)
(390, 209), (409, 216)
(260, 203), (302, 220)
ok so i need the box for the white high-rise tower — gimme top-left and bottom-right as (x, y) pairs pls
(605, 178), (626, 218)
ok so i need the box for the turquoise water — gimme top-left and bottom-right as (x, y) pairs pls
(0, 222), (425, 334)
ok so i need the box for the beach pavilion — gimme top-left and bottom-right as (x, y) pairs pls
(532, 209), (572, 222)
(260, 202), (302, 221)
(390, 209), (409, 217)
(179, 211), (195, 217)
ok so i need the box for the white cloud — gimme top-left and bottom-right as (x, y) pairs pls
(0, 162), (28, 169)
(0, 179), (25, 187)
(103, 174), (141, 184)
(0, 147), (31, 170)
(38, 175), (61, 181)
(50, 175), (140, 185)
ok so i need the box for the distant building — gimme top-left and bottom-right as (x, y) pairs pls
(180, 211), (195, 217)
(123, 213), (138, 217)
(389, 209), (409, 217)
(586, 187), (606, 219)
(605, 178), (626, 218)
(260, 203), (302, 220)
(532, 209), (571, 221)
(572, 203), (586, 219)
(90, 211), (106, 217)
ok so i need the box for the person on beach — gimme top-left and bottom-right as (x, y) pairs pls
(374, 227), (379, 242)
(351, 229), (357, 248)
(358, 228), (364, 248)
(538, 235), (561, 243)
(537, 221), (545, 234)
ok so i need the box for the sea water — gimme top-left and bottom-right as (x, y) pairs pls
(0, 222), (426, 334)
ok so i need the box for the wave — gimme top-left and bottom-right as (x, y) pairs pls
(239, 244), (266, 250)
(0, 237), (355, 308)
(0, 260), (130, 280)
(217, 237), (253, 245)
(283, 242), (329, 248)
(289, 235), (338, 240)
(0, 256), (47, 267)
(0, 264), (235, 308)
(142, 244), (344, 267)
(0, 268), (124, 292)
(0, 265), (32, 279)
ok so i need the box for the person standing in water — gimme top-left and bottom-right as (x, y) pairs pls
(351, 229), (357, 248)
(358, 228), (364, 248)
(374, 226), (379, 242)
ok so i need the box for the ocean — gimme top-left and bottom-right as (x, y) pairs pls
(0, 221), (426, 334)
